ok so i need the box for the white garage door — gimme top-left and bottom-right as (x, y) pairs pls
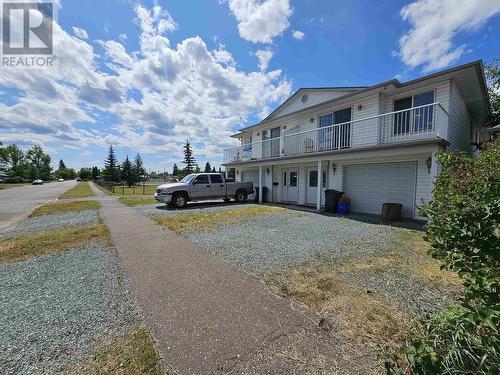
(240, 169), (259, 195)
(343, 162), (416, 218)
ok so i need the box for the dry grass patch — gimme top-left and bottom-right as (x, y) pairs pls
(31, 200), (100, 217)
(75, 327), (163, 375)
(267, 258), (408, 351)
(119, 196), (157, 207)
(60, 181), (93, 199)
(154, 206), (284, 233)
(0, 223), (111, 263)
(350, 229), (462, 291)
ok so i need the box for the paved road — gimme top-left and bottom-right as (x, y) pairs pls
(0, 181), (77, 232)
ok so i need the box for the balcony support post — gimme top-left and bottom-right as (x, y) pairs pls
(259, 165), (263, 204)
(316, 160), (322, 211)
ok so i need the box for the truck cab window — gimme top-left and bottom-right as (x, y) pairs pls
(193, 175), (209, 184)
(210, 174), (223, 184)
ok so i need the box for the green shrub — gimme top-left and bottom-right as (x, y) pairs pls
(389, 141), (500, 374)
(4, 176), (28, 183)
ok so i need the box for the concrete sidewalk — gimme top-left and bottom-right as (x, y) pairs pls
(90, 183), (339, 373)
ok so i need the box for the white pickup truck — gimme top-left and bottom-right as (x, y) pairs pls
(155, 173), (254, 208)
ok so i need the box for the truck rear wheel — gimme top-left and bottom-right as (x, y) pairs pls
(235, 190), (247, 203)
(172, 192), (188, 208)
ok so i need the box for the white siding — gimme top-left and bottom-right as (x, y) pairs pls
(270, 90), (359, 119)
(448, 80), (472, 153)
(351, 93), (382, 147)
(415, 156), (433, 221)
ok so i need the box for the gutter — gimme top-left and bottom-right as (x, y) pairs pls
(222, 138), (449, 167)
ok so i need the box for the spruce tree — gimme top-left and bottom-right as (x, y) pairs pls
(182, 140), (197, 173)
(133, 153), (146, 184)
(121, 156), (133, 187)
(104, 145), (119, 182)
(172, 163), (179, 176)
(58, 159), (66, 169)
(204, 162), (211, 173)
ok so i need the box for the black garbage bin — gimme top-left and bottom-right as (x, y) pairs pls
(324, 189), (343, 213)
(254, 187), (268, 203)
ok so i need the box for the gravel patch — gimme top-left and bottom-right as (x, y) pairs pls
(0, 210), (99, 240)
(0, 242), (138, 375)
(185, 210), (399, 273)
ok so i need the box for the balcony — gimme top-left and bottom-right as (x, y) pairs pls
(223, 103), (449, 163)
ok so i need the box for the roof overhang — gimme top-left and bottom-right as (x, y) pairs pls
(230, 60), (491, 136)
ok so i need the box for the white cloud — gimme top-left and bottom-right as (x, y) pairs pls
(291, 30), (304, 40)
(397, 0), (500, 71)
(72, 26), (88, 39)
(225, 0), (293, 43)
(119, 33), (128, 42)
(0, 3), (291, 162)
(254, 48), (274, 71)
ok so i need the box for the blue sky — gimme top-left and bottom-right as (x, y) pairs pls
(1, 0), (499, 173)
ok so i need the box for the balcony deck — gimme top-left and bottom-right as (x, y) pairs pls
(223, 103), (448, 164)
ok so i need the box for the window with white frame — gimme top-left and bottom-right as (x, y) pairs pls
(393, 90), (435, 135)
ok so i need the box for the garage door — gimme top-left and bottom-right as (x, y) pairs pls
(343, 162), (416, 218)
(240, 169), (259, 195)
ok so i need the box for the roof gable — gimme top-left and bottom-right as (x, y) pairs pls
(264, 87), (366, 121)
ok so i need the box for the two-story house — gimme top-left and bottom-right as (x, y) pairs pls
(222, 60), (491, 220)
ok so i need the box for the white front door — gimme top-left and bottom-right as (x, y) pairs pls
(281, 168), (299, 202)
(306, 167), (327, 205)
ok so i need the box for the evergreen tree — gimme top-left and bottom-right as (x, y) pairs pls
(181, 140), (197, 173)
(91, 166), (100, 180)
(211, 167), (216, 173)
(103, 145), (120, 182)
(204, 162), (211, 173)
(58, 159), (66, 169)
(195, 165), (201, 173)
(121, 156), (133, 187)
(172, 163), (179, 176)
(133, 153), (146, 184)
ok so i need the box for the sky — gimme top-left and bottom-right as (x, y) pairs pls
(0, 0), (499, 173)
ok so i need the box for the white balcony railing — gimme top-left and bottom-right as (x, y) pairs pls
(223, 103), (449, 163)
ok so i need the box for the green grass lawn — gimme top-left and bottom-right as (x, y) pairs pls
(0, 223), (111, 263)
(31, 200), (100, 217)
(118, 196), (157, 207)
(60, 181), (94, 199)
(111, 184), (157, 195)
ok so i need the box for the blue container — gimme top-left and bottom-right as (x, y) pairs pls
(338, 201), (350, 215)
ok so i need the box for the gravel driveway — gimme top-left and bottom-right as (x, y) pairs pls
(135, 202), (458, 315)
(0, 243), (138, 375)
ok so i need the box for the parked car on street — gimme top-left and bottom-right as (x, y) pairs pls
(155, 173), (253, 208)
(32, 179), (44, 185)
(57, 178), (64, 182)
(75, 177), (82, 182)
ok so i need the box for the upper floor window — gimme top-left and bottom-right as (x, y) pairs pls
(393, 90), (434, 135)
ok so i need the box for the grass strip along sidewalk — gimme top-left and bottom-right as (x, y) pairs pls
(0, 223), (110, 263)
(31, 200), (99, 217)
(60, 181), (94, 199)
(153, 206), (283, 233)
